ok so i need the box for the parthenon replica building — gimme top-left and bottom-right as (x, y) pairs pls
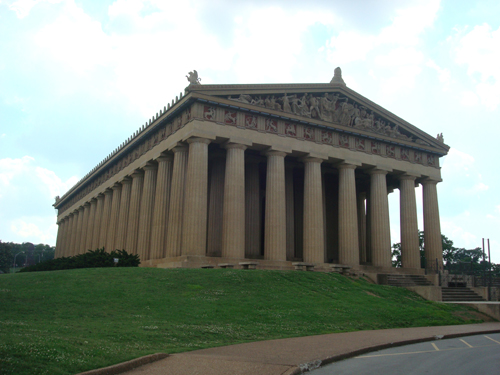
(53, 69), (449, 276)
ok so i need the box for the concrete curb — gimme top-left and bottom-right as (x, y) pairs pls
(77, 353), (168, 375)
(291, 329), (500, 374)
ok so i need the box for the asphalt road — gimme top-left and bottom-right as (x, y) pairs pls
(310, 333), (500, 375)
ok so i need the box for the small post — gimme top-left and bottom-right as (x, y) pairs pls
(487, 238), (492, 301)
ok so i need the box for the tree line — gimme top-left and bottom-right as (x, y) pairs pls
(392, 231), (500, 275)
(0, 241), (55, 273)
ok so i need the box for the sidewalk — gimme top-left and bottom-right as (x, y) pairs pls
(111, 322), (500, 375)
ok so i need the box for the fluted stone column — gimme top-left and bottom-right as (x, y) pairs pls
(264, 151), (287, 261)
(63, 213), (73, 257)
(368, 169), (392, 268)
(74, 206), (84, 255)
(150, 154), (174, 259)
(137, 163), (157, 261)
(80, 202), (91, 254)
(55, 220), (64, 258)
(222, 143), (246, 259)
(99, 189), (113, 250)
(365, 188), (372, 264)
(166, 145), (188, 257)
(125, 170), (144, 255)
(92, 194), (105, 250)
(338, 164), (360, 266)
(302, 157), (325, 264)
(69, 211), (79, 256)
(399, 175), (421, 269)
(422, 180), (443, 271)
(85, 198), (97, 252)
(207, 152), (225, 257)
(106, 184), (122, 252)
(357, 192), (367, 264)
(115, 177), (132, 250)
(245, 157), (261, 258)
(285, 164), (295, 261)
(63, 216), (72, 257)
(182, 137), (211, 256)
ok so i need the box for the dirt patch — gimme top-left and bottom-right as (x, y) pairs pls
(365, 291), (381, 298)
(452, 309), (495, 322)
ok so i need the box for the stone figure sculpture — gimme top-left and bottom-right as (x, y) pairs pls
(330, 67), (346, 85)
(186, 70), (201, 85)
(226, 90), (429, 145)
(437, 133), (444, 143)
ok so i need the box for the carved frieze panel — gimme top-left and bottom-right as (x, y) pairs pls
(245, 114), (257, 129)
(285, 123), (296, 137)
(386, 145), (395, 158)
(265, 118), (278, 133)
(401, 148), (410, 161)
(339, 134), (349, 148)
(414, 151), (422, 164)
(224, 110), (237, 125)
(227, 92), (424, 145)
(304, 126), (314, 141)
(355, 138), (365, 152)
(427, 154), (435, 166)
(203, 105), (216, 121)
(321, 130), (333, 145)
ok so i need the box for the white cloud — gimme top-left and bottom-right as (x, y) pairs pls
(455, 23), (500, 109)
(0, 156), (77, 245)
(0, 156), (34, 187)
(8, 0), (64, 19)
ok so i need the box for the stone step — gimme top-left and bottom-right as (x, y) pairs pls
(441, 287), (486, 302)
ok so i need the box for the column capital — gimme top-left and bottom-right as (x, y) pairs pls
(83, 201), (91, 207)
(96, 193), (105, 200)
(142, 162), (158, 171)
(420, 178), (441, 186)
(398, 174), (418, 181)
(171, 145), (189, 153)
(112, 182), (122, 191)
(263, 150), (287, 158)
(224, 142), (247, 151)
(300, 156), (324, 164)
(77, 205), (84, 212)
(187, 137), (211, 145)
(130, 169), (144, 178)
(337, 163), (357, 170)
(367, 168), (388, 176)
(121, 176), (132, 185)
(104, 188), (113, 195)
(156, 153), (174, 163)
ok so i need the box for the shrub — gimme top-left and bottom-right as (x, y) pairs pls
(19, 248), (140, 272)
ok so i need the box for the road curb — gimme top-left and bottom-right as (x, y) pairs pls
(77, 353), (168, 375)
(295, 329), (500, 373)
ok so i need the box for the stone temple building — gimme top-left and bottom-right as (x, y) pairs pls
(53, 69), (449, 278)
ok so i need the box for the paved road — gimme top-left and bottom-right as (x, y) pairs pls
(311, 333), (500, 375)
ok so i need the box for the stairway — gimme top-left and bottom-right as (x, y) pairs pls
(381, 274), (433, 287)
(441, 287), (485, 302)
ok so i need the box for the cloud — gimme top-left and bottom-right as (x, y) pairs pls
(323, 0), (440, 94)
(7, 0), (64, 19)
(10, 217), (57, 244)
(455, 23), (500, 109)
(0, 156), (78, 245)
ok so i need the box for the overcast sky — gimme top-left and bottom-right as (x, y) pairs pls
(1, 0), (499, 262)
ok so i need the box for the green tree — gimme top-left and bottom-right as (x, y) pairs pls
(0, 240), (14, 273)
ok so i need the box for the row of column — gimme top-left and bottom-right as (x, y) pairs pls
(55, 136), (443, 270)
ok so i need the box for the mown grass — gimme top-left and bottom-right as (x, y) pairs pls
(0, 267), (486, 375)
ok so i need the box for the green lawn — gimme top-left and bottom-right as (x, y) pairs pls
(0, 267), (488, 375)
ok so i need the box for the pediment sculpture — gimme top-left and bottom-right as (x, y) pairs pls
(227, 92), (422, 144)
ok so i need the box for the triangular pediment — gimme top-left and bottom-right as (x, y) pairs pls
(186, 83), (449, 155)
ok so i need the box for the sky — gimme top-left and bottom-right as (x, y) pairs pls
(1, 0), (499, 263)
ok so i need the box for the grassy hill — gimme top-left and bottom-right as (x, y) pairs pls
(0, 267), (488, 375)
